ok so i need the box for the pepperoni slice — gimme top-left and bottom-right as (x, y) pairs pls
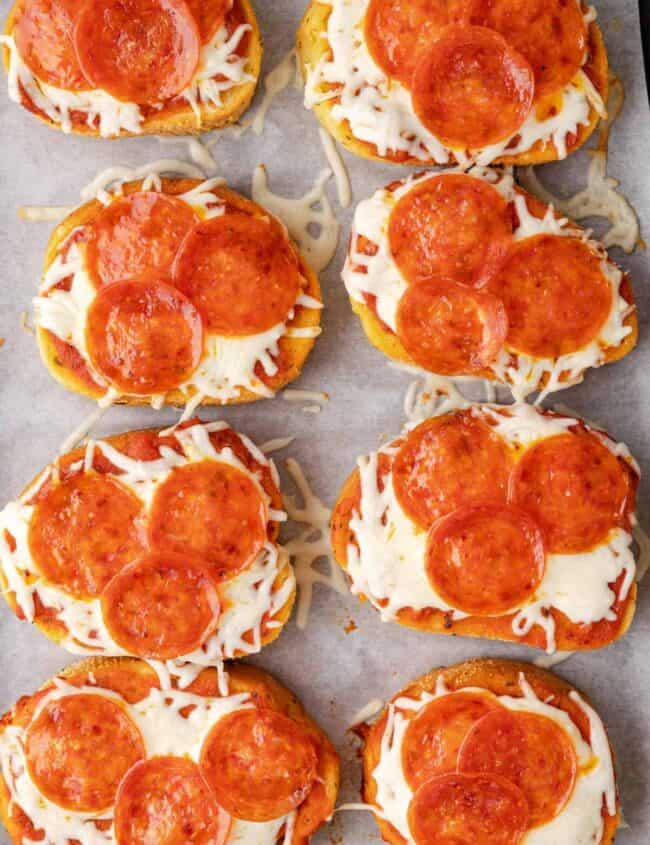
(402, 693), (501, 789)
(73, 0), (201, 105)
(114, 756), (230, 845)
(364, 0), (482, 86)
(101, 552), (220, 659)
(388, 174), (513, 286)
(25, 693), (144, 812)
(485, 235), (612, 359)
(85, 192), (199, 287)
(425, 504), (546, 615)
(411, 25), (535, 149)
(13, 0), (90, 90)
(458, 709), (578, 826)
(200, 708), (318, 822)
(28, 473), (146, 598)
(186, 0), (232, 42)
(148, 460), (268, 581)
(408, 772), (529, 845)
(482, 0), (588, 100)
(86, 279), (203, 395)
(171, 215), (302, 336)
(392, 411), (513, 528)
(510, 431), (631, 554)
(396, 281), (508, 375)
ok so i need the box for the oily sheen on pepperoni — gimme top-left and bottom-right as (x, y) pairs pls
(25, 693), (144, 812)
(392, 411), (513, 528)
(86, 279), (203, 395)
(27, 472), (146, 598)
(407, 772), (529, 845)
(388, 174), (514, 286)
(485, 234), (613, 358)
(510, 430), (631, 553)
(73, 0), (201, 105)
(186, 0), (233, 42)
(411, 25), (535, 149)
(426, 504), (546, 615)
(482, 0), (588, 100)
(396, 280), (508, 375)
(13, 0), (90, 90)
(458, 709), (578, 826)
(101, 552), (220, 658)
(114, 756), (230, 845)
(85, 192), (199, 287)
(402, 693), (501, 789)
(172, 214), (302, 335)
(148, 460), (268, 580)
(200, 708), (318, 822)
(364, 0), (482, 86)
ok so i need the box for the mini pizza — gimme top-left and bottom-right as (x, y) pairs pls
(32, 177), (322, 408)
(2, 0), (261, 137)
(297, 0), (608, 166)
(343, 168), (637, 399)
(0, 658), (339, 845)
(358, 659), (619, 845)
(331, 403), (639, 654)
(0, 418), (296, 664)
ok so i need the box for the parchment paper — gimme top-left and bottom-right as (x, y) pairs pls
(0, 1), (649, 841)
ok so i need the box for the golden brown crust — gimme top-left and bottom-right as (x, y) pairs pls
(330, 412), (638, 652)
(359, 658), (619, 845)
(3, 0), (262, 137)
(0, 658), (339, 845)
(296, 1), (608, 166)
(345, 180), (637, 388)
(36, 177), (322, 406)
(0, 423), (297, 657)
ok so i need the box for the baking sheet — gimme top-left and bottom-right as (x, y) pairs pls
(0, 0), (649, 841)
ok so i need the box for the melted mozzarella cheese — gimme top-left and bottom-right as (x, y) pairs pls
(2, 22), (254, 138)
(371, 674), (616, 845)
(0, 680), (292, 845)
(304, 0), (599, 165)
(32, 179), (318, 405)
(343, 167), (633, 400)
(0, 421), (293, 663)
(344, 404), (638, 653)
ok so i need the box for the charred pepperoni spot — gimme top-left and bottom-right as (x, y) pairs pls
(200, 708), (318, 822)
(28, 473), (146, 598)
(411, 25), (535, 149)
(73, 0), (201, 105)
(171, 214), (302, 336)
(392, 411), (514, 528)
(114, 756), (230, 845)
(485, 234), (612, 358)
(425, 504), (546, 615)
(388, 174), (514, 286)
(408, 772), (530, 845)
(458, 709), (577, 827)
(25, 694), (144, 812)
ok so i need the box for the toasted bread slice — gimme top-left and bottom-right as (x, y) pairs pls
(0, 658), (340, 845)
(297, 1), (608, 166)
(3, 0), (262, 137)
(358, 658), (619, 845)
(35, 177), (322, 407)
